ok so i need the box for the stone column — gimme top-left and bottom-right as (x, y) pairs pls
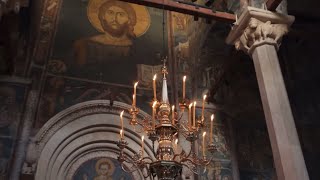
(226, 7), (309, 180)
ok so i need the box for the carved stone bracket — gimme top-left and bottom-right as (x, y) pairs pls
(226, 6), (294, 55)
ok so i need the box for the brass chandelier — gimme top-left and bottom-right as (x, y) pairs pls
(116, 59), (218, 180)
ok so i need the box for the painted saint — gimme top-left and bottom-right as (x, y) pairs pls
(93, 158), (115, 180)
(69, 0), (150, 84)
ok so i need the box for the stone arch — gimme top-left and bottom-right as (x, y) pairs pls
(31, 100), (154, 180)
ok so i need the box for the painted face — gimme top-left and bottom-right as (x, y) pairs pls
(104, 6), (129, 30)
(99, 163), (109, 175)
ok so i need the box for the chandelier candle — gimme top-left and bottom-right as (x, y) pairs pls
(153, 74), (157, 100)
(132, 94), (135, 107)
(141, 135), (145, 157)
(202, 132), (206, 156)
(193, 101), (196, 128)
(120, 110), (124, 135)
(174, 139), (178, 152)
(172, 105), (175, 124)
(120, 129), (123, 139)
(188, 103), (193, 128)
(202, 95), (207, 120)
(210, 114), (214, 143)
(183, 76), (186, 100)
(152, 101), (157, 129)
(133, 82), (138, 106)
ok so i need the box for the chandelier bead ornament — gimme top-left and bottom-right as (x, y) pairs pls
(116, 58), (218, 179)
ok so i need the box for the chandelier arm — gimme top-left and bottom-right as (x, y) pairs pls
(133, 119), (152, 132)
(176, 111), (184, 122)
(181, 159), (199, 174)
(172, 154), (180, 161)
(185, 141), (195, 159)
(181, 124), (189, 132)
(152, 140), (156, 156)
(120, 162), (139, 173)
(204, 156), (213, 166)
(137, 160), (152, 178)
(142, 156), (154, 163)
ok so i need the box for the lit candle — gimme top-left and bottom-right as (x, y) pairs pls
(202, 95), (207, 120)
(171, 105), (175, 125)
(120, 110), (124, 133)
(174, 139), (178, 153)
(188, 103), (193, 128)
(120, 129), (123, 139)
(210, 114), (214, 143)
(132, 94), (135, 106)
(193, 101), (196, 128)
(183, 76), (186, 100)
(133, 82), (138, 106)
(202, 132), (206, 156)
(153, 74), (157, 100)
(152, 101), (157, 129)
(141, 135), (145, 157)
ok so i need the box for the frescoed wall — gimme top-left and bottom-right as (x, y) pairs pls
(73, 157), (133, 180)
(0, 79), (29, 179)
(51, 0), (166, 84)
(36, 0), (169, 127)
(235, 126), (276, 180)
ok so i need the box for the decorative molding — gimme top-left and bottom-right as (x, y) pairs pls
(226, 6), (294, 54)
(31, 100), (153, 180)
(34, 100), (151, 152)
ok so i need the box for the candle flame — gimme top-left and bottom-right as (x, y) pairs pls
(120, 110), (124, 118)
(203, 94), (207, 100)
(183, 76), (186, 82)
(153, 74), (157, 80)
(152, 101), (157, 108)
(134, 82), (139, 88)
(175, 139), (178, 145)
(120, 129), (123, 135)
(211, 114), (214, 121)
(142, 135), (144, 141)
(172, 105), (175, 110)
(194, 101), (197, 106)
(203, 131), (206, 137)
(188, 103), (193, 109)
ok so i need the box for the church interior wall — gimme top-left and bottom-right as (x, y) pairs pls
(0, 0), (320, 180)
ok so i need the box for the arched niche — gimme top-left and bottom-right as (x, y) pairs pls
(31, 100), (154, 180)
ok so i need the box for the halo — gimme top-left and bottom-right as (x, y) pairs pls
(87, 0), (150, 37)
(95, 158), (115, 175)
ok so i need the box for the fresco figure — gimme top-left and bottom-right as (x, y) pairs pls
(93, 158), (115, 180)
(73, 0), (150, 66)
(73, 157), (133, 180)
(65, 0), (150, 84)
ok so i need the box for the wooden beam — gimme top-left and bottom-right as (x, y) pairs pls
(118, 0), (235, 23)
(266, 0), (283, 11)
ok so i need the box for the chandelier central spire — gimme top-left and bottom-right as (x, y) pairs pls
(161, 57), (169, 104)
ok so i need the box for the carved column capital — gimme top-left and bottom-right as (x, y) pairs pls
(226, 6), (295, 55)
